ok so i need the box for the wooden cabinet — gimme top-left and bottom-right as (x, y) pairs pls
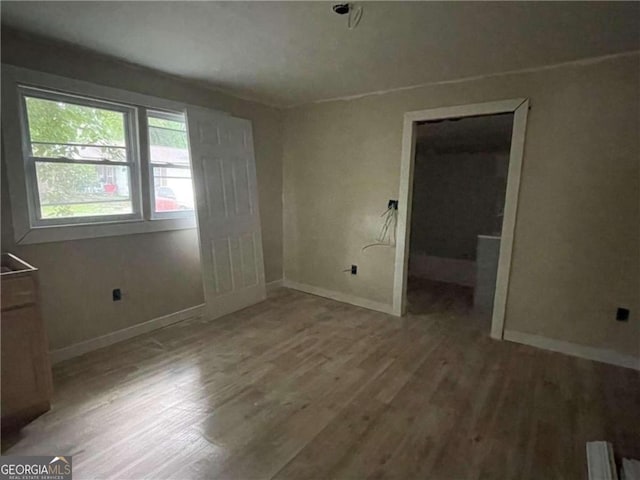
(1, 253), (53, 431)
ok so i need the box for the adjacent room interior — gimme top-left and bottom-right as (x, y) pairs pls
(0, 2), (638, 479)
(407, 113), (514, 326)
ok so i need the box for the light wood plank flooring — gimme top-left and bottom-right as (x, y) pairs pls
(4, 287), (640, 479)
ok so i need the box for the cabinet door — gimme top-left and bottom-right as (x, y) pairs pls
(1, 306), (52, 421)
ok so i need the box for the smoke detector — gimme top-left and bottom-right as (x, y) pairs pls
(332, 3), (350, 15)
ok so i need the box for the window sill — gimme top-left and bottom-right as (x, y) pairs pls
(16, 216), (197, 245)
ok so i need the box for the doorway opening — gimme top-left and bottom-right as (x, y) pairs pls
(393, 99), (529, 339)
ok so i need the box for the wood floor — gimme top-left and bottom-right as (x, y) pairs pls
(4, 287), (640, 479)
(406, 277), (475, 317)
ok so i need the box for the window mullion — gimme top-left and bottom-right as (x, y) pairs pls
(137, 106), (152, 220)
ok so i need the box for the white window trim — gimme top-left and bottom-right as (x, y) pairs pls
(19, 86), (144, 227)
(2, 65), (198, 245)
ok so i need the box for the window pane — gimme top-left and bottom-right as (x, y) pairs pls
(25, 95), (127, 162)
(148, 111), (190, 166)
(35, 162), (133, 219)
(153, 167), (194, 212)
(148, 111), (194, 214)
(148, 115), (186, 132)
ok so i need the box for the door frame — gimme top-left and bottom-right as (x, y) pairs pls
(392, 98), (530, 340)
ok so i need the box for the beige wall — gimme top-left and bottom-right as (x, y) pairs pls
(283, 53), (640, 358)
(1, 29), (284, 350)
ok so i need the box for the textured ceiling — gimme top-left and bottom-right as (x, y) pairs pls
(2, 1), (639, 107)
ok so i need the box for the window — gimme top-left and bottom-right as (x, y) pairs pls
(3, 67), (199, 243)
(147, 110), (195, 217)
(22, 88), (140, 225)
(2, 65), (201, 244)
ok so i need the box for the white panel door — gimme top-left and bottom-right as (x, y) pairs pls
(186, 107), (266, 319)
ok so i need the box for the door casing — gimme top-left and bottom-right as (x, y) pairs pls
(392, 98), (530, 340)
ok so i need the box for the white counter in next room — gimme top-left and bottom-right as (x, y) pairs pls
(474, 235), (501, 315)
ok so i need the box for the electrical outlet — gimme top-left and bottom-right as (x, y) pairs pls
(112, 288), (122, 301)
(616, 307), (629, 321)
(351, 265), (358, 275)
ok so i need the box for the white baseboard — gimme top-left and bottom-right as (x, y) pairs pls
(504, 329), (640, 371)
(282, 279), (394, 315)
(50, 304), (205, 365)
(265, 279), (284, 295)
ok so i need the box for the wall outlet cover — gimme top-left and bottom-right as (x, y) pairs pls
(616, 307), (629, 321)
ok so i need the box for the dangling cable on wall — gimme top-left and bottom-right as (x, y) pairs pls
(362, 202), (398, 251)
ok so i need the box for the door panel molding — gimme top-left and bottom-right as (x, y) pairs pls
(187, 107), (266, 319)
